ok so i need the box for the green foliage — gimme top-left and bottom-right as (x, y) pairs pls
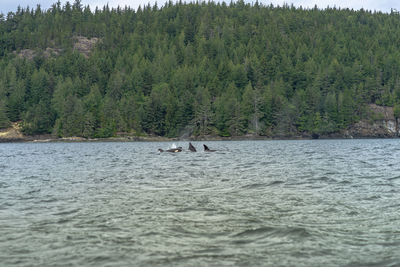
(0, 101), (10, 129)
(394, 104), (400, 120)
(22, 100), (55, 134)
(193, 87), (214, 136)
(0, 2), (399, 137)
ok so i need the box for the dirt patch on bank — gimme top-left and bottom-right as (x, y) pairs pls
(0, 122), (25, 142)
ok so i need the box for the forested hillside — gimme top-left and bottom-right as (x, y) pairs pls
(1, 0), (400, 138)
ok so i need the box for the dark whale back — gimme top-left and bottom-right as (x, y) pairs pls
(159, 147), (182, 153)
(167, 147), (182, 152)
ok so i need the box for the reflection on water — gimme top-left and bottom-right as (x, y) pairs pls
(1, 140), (400, 266)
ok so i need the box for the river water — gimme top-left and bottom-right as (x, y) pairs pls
(1, 139), (400, 266)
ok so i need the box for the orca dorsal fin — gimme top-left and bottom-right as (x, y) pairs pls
(203, 144), (216, 152)
(189, 142), (197, 152)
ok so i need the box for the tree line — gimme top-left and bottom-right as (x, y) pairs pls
(1, 0), (400, 138)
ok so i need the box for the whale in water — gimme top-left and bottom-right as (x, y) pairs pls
(189, 142), (197, 152)
(203, 144), (216, 152)
(158, 147), (182, 153)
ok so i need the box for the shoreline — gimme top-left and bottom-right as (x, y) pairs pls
(0, 134), (398, 143)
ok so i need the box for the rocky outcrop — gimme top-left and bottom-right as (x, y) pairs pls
(345, 120), (397, 138)
(14, 36), (99, 60)
(345, 104), (399, 138)
(15, 48), (62, 60)
(73, 36), (100, 58)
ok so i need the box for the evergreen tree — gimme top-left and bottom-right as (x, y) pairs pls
(0, 101), (10, 129)
(194, 87), (214, 136)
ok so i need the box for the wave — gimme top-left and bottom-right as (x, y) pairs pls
(233, 226), (312, 242)
(241, 180), (285, 189)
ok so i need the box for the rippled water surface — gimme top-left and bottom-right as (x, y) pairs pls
(1, 140), (400, 266)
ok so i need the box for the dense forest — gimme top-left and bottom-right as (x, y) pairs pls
(1, 0), (400, 138)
